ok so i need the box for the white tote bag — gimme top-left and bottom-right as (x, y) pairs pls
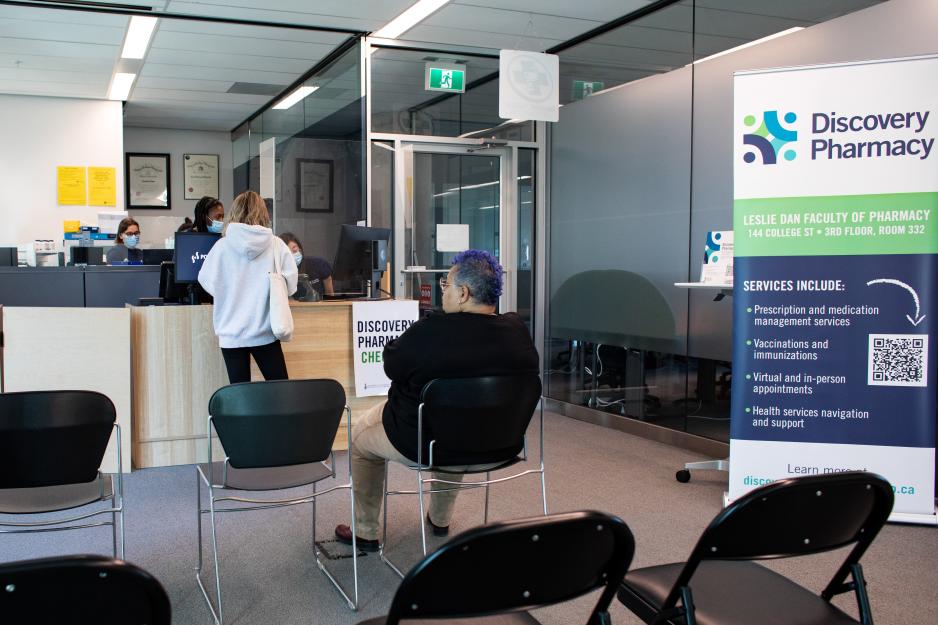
(269, 241), (294, 342)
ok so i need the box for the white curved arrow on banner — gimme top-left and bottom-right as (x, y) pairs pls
(866, 278), (926, 326)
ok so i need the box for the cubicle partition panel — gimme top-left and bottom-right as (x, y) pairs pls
(0, 267), (161, 308)
(1, 307), (132, 473)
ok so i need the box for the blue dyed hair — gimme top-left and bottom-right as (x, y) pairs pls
(451, 249), (503, 306)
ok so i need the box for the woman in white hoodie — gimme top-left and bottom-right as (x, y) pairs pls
(198, 191), (297, 383)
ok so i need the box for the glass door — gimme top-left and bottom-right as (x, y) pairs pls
(395, 143), (517, 313)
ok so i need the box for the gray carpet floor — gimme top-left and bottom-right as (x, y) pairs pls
(2, 412), (936, 625)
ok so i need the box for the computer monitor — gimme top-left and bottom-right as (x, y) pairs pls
(332, 224), (391, 299)
(173, 232), (219, 284)
(0, 247), (16, 266)
(142, 249), (174, 265)
(69, 246), (104, 266)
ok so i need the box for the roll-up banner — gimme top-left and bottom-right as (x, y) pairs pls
(731, 55), (938, 524)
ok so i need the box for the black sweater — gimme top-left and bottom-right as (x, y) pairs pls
(381, 312), (539, 463)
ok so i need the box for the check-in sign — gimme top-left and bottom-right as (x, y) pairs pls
(425, 63), (466, 93)
(352, 300), (419, 397)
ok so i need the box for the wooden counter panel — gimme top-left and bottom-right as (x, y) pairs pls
(135, 301), (385, 467)
(2, 307), (132, 474)
(131, 305), (229, 468)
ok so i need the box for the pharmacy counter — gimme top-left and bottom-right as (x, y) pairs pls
(131, 300), (388, 468)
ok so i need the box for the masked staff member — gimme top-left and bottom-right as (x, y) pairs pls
(279, 232), (335, 298)
(178, 196), (225, 234)
(106, 218), (142, 264)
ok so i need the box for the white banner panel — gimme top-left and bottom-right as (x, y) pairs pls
(731, 55), (938, 522)
(499, 50), (559, 122)
(352, 301), (419, 397)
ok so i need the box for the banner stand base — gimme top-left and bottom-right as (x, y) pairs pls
(887, 509), (938, 526)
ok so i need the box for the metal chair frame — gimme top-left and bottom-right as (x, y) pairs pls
(0, 423), (125, 559)
(380, 400), (547, 578)
(195, 408), (359, 625)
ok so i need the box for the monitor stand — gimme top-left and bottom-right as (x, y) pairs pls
(186, 284), (200, 306)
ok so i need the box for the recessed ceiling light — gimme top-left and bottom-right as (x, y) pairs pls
(108, 72), (136, 101)
(272, 85), (319, 110)
(121, 16), (158, 60)
(373, 0), (450, 40)
(693, 27), (804, 65)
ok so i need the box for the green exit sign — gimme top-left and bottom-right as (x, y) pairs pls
(572, 80), (605, 101)
(425, 64), (466, 93)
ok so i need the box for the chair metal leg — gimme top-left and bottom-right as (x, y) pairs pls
(208, 492), (223, 623)
(195, 469), (222, 625)
(381, 461), (390, 550)
(483, 472), (491, 524)
(380, 462), (406, 579)
(196, 470), (203, 573)
(111, 507), (119, 559)
(313, 483), (359, 611)
(311, 481), (317, 547)
(540, 463), (548, 515)
(417, 468), (428, 556)
(118, 504), (126, 560)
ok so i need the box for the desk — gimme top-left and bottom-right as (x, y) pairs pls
(0, 266), (160, 308)
(131, 300), (388, 468)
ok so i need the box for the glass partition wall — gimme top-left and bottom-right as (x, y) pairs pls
(232, 40), (364, 280)
(366, 43), (540, 322)
(546, 0), (884, 444)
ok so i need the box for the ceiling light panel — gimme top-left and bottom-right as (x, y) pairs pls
(372, 0), (450, 39)
(121, 16), (158, 59)
(272, 85), (319, 110)
(108, 72), (136, 100)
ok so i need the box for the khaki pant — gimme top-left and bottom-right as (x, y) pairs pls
(351, 400), (492, 540)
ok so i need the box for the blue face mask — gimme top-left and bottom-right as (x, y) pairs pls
(293, 251), (303, 266)
(124, 234), (139, 248)
(208, 220), (224, 234)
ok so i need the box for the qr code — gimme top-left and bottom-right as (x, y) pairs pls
(868, 334), (928, 387)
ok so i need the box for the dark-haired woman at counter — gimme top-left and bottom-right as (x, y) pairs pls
(279, 232), (334, 299)
(178, 196), (225, 234)
(106, 218), (142, 264)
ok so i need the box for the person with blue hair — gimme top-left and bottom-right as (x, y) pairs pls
(335, 249), (539, 550)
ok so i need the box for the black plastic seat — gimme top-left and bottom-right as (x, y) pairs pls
(0, 390), (125, 558)
(360, 510), (635, 625)
(195, 379), (360, 623)
(618, 471), (894, 625)
(381, 374), (546, 577)
(0, 554), (170, 624)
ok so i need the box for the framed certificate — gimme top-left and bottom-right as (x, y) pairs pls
(126, 153), (170, 209)
(183, 153), (219, 200)
(296, 158), (333, 212)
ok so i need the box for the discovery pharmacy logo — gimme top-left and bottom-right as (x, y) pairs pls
(742, 110), (798, 165)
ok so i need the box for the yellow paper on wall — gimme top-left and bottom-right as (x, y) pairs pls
(57, 166), (87, 205)
(88, 166), (117, 206)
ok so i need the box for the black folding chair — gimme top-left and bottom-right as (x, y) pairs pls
(195, 379), (359, 624)
(0, 554), (170, 624)
(380, 374), (545, 577)
(618, 471), (894, 625)
(360, 510), (634, 625)
(0, 390), (125, 558)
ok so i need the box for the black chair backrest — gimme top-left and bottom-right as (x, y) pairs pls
(385, 511), (634, 625)
(419, 374), (542, 465)
(663, 472), (894, 608)
(0, 555), (171, 624)
(0, 390), (115, 489)
(209, 379), (345, 469)
(690, 471), (893, 561)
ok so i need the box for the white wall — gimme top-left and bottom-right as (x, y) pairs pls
(0, 95), (123, 247)
(123, 126), (233, 247)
